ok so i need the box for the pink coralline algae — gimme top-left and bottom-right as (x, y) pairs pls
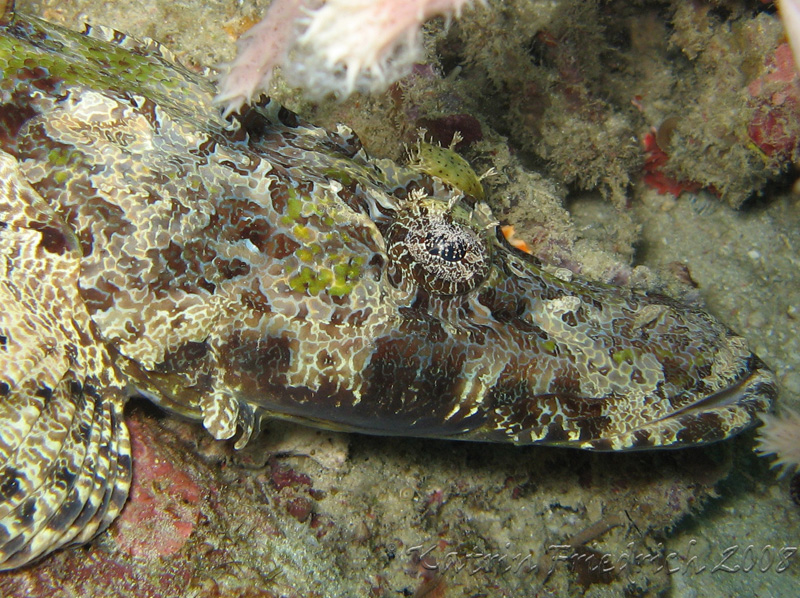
(266, 458), (322, 524)
(111, 416), (203, 559)
(747, 42), (800, 160)
(284, 497), (314, 523)
(642, 131), (704, 198)
(268, 458), (312, 491)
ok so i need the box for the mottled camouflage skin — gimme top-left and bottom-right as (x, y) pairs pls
(0, 10), (777, 569)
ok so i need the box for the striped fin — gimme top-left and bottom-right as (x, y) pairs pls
(0, 151), (131, 569)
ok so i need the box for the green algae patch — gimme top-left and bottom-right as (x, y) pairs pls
(295, 244), (322, 263)
(329, 258), (364, 297)
(322, 166), (355, 187)
(288, 257), (363, 297)
(612, 348), (635, 366)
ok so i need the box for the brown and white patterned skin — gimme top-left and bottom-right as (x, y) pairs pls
(0, 7), (777, 569)
(0, 151), (130, 569)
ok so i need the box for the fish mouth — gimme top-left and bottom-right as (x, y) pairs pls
(593, 361), (779, 451)
(669, 361), (777, 419)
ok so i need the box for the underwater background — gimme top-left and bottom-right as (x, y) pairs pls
(2, 0), (799, 596)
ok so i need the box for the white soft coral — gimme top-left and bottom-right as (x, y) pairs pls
(755, 408), (800, 476)
(214, 0), (478, 116)
(214, 0), (313, 117)
(779, 0), (800, 75)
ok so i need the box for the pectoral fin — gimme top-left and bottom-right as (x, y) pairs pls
(0, 150), (131, 569)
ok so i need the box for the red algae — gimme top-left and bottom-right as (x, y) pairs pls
(112, 416), (203, 559)
(642, 131), (704, 198)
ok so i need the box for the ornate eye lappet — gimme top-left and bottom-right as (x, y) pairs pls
(385, 194), (492, 296)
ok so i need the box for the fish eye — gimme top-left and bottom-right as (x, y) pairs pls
(385, 197), (491, 296)
(425, 230), (468, 263)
